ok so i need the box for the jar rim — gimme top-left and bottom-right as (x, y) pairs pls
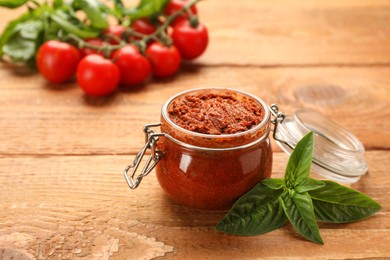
(161, 87), (271, 140)
(161, 128), (270, 151)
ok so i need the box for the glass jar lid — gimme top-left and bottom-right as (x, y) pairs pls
(273, 108), (368, 183)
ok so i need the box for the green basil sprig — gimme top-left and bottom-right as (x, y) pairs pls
(0, 0), (171, 64)
(216, 132), (381, 244)
(0, 0), (28, 9)
(124, 0), (169, 21)
(0, 0), (107, 64)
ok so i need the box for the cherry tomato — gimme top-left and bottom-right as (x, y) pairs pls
(76, 54), (120, 96)
(146, 42), (181, 78)
(172, 20), (208, 60)
(79, 38), (105, 58)
(131, 19), (157, 36)
(36, 40), (80, 84)
(103, 25), (125, 44)
(164, 0), (198, 25)
(112, 45), (151, 86)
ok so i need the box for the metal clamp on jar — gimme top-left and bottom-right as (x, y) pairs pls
(124, 88), (368, 210)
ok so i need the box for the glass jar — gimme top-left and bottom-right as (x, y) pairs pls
(157, 88), (272, 210)
(124, 87), (368, 210)
(125, 88), (273, 211)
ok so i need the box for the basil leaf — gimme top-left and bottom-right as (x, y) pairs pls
(3, 38), (36, 62)
(72, 0), (108, 29)
(53, 0), (64, 8)
(294, 178), (325, 193)
(2, 19), (43, 62)
(125, 0), (169, 21)
(216, 184), (287, 236)
(262, 178), (285, 190)
(309, 180), (381, 223)
(280, 190), (323, 244)
(285, 131), (314, 188)
(137, 0), (169, 9)
(110, 0), (125, 18)
(18, 20), (43, 39)
(50, 11), (99, 39)
(0, 11), (33, 57)
(0, 0), (28, 9)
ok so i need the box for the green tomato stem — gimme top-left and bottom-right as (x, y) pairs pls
(63, 33), (125, 58)
(29, 0), (40, 7)
(133, 0), (200, 46)
(103, 33), (122, 44)
(50, 12), (99, 39)
(186, 6), (199, 27)
(63, 0), (200, 57)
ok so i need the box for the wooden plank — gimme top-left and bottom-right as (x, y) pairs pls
(0, 151), (388, 258)
(1, 0), (390, 66)
(0, 65), (389, 155)
(197, 0), (390, 65)
(0, 1), (388, 259)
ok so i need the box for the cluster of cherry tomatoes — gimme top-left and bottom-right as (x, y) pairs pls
(36, 0), (208, 96)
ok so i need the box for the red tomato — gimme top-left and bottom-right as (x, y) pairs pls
(36, 40), (80, 84)
(112, 45), (151, 86)
(103, 25), (125, 44)
(76, 54), (120, 96)
(146, 42), (181, 78)
(172, 20), (208, 60)
(79, 38), (105, 58)
(164, 0), (198, 25)
(131, 19), (157, 36)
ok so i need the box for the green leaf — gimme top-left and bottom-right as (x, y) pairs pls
(110, 0), (125, 17)
(280, 190), (323, 244)
(216, 129), (382, 245)
(0, 11), (33, 57)
(17, 19), (43, 39)
(137, 0), (169, 9)
(72, 0), (108, 29)
(3, 37), (36, 61)
(50, 11), (99, 39)
(125, 0), (169, 21)
(309, 180), (381, 223)
(2, 19), (43, 62)
(285, 131), (314, 188)
(216, 184), (287, 236)
(294, 178), (325, 193)
(0, 0), (28, 9)
(53, 0), (64, 8)
(262, 178), (285, 190)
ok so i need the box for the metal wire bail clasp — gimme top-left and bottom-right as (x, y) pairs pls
(269, 104), (291, 149)
(124, 123), (164, 189)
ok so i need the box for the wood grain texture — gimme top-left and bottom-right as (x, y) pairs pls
(1, 0), (390, 66)
(0, 65), (389, 155)
(0, 151), (389, 259)
(180, 0), (390, 66)
(0, 0), (389, 259)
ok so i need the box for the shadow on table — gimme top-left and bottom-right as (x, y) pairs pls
(158, 193), (227, 228)
(0, 61), (36, 77)
(179, 61), (203, 74)
(82, 91), (119, 106)
(42, 79), (78, 92)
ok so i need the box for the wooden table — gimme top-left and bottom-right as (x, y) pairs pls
(1, 0), (389, 259)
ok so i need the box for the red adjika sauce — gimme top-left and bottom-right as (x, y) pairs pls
(156, 89), (272, 210)
(168, 91), (264, 135)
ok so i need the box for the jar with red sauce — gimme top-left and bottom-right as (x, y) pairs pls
(124, 88), (368, 210)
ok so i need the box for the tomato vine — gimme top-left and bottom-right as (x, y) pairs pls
(0, 0), (208, 96)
